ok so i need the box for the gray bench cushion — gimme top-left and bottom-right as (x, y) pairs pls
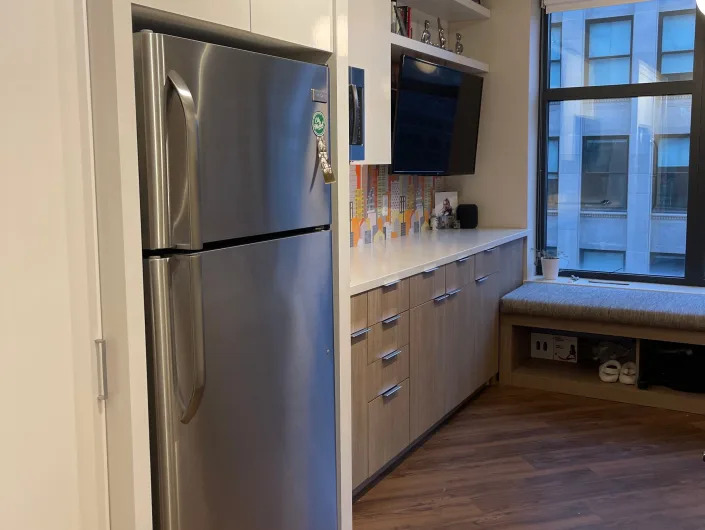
(501, 282), (705, 332)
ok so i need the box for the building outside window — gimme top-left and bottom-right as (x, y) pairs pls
(659, 10), (696, 80)
(540, 0), (700, 283)
(550, 23), (562, 88)
(586, 16), (633, 86)
(547, 137), (559, 210)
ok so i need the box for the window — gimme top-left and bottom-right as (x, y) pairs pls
(653, 135), (689, 213)
(580, 249), (625, 272)
(581, 136), (629, 211)
(659, 10), (696, 80)
(586, 17), (633, 86)
(547, 137), (559, 209)
(539, 0), (705, 284)
(550, 23), (562, 88)
(650, 252), (685, 276)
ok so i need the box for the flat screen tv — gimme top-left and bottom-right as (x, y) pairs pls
(392, 55), (483, 176)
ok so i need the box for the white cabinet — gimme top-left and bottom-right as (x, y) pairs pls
(349, 0), (392, 165)
(135, 0), (251, 31)
(251, 0), (333, 51)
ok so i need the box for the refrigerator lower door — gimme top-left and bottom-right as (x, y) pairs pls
(135, 31), (332, 251)
(145, 230), (337, 530)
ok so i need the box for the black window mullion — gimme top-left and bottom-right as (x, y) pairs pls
(684, 9), (705, 284)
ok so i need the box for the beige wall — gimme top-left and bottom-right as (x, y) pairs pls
(448, 0), (541, 268)
(0, 1), (108, 529)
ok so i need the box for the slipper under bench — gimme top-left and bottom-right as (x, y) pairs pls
(499, 282), (705, 415)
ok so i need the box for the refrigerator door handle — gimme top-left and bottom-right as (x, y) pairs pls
(167, 70), (202, 250)
(174, 254), (206, 424)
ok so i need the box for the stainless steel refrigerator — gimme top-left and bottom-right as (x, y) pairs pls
(134, 31), (337, 530)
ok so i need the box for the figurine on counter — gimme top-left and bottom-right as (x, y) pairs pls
(455, 33), (464, 55)
(437, 18), (447, 50)
(421, 20), (432, 44)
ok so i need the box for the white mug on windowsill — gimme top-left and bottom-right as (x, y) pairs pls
(541, 257), (560, 281)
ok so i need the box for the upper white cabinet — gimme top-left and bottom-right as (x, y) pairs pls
(251, 0), (333, 51)
(349, 0), (392, 165)
(135, 0), (251, 31)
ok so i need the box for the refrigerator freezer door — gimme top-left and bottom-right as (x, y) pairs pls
(145, 230), (337, 530)
(135, 32), (332, 251)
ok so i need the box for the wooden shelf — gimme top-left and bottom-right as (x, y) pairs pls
(511, 358), (705, 415)
(400, 0), (490, 22)
(390, 33), (489, 74)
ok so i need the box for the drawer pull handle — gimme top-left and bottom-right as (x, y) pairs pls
(382, 384), (402, 399)
(456, 256), (471, 263)
(351, 327), (371, 338)
(476, 275), (490, 284)
(383, 279), (401, 288)
(382, 314), (401, 325)
(422, 266), (440, 274)
(484, 247), (496, 254)
(382, 349), (402, 362)
(447, 288), (462, 296)
(433, 294), (450, 303)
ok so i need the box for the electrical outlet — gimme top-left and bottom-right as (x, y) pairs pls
(530, 333), (554, 360)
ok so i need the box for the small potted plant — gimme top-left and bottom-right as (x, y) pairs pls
(538, 248), (560, 280)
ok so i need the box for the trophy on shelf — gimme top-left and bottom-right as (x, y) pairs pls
(455, 33), (464, 55)
(437, 17), (447, 50)
(421, 20), (432, 44)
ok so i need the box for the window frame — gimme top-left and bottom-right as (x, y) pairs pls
(585, 15), (634, 86)
(658, 9), (697, 81)
(652, 133), (690, 214)
(536, 6), (705, 286)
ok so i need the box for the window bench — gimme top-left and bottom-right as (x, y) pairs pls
(499, 282), (705, 415)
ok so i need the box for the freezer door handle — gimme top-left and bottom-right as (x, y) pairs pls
(167, 70), (202, 250)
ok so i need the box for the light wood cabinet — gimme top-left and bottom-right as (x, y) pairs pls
(351, 237), (524, 489)
(368, 279), (409, 324)
(368, 379), (410, 474)
(444, 283), (476, 412)
(445, 255), (475, 292)
(351, 293), (368, 334)
(348, 0), (392, 164)
(499, 238), (525, 297)
(351, 331), (369, 488)
(366, 345), (410, 402)
(410, 296), (447, 440)
(135, 0), (250, 32)
(368, 311), (409, 364)
(475, 273), (500, 384)
(251, 0), (332, 51)
(409, 266), (446, 307)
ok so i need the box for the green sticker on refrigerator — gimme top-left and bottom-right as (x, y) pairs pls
(312, 111), (326, 137)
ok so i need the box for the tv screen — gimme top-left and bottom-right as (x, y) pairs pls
(392, 56), (483, 176)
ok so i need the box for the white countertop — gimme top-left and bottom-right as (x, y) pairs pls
(350, 228), (528, 295)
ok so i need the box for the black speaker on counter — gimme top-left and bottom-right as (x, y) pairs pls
(456, 204), (478, 229)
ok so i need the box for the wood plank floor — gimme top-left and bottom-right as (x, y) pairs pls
(353, 386), (705, 530)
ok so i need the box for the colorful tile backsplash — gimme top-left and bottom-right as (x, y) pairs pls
(349, 165), (440, 247)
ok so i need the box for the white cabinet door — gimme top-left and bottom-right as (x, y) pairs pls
(251, 0), (333, 51)
(135, 0), (250, 31)
(349, 0), (391, 165)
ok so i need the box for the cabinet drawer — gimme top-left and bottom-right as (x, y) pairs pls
(445, 255), (475, 292)
(409, 266), (446, 307)
(368, 279), (409, 324)
(368, 378), (410, 474)
(351, 293), (368, 334)
(475, 247), (500, 279)
(365, 345), (410, 402)
(368, 311), (409, 364)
